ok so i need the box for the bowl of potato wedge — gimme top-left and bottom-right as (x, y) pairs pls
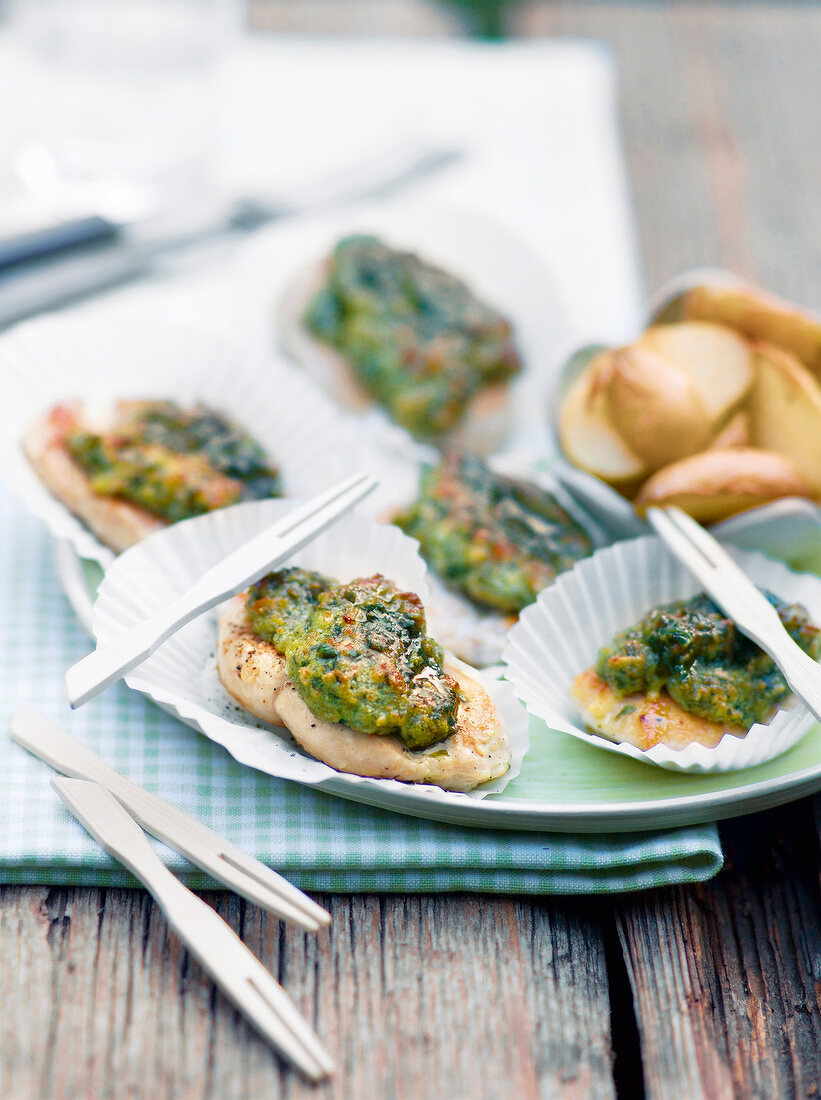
(554, 270), (821, 545)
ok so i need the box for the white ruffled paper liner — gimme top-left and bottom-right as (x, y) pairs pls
(91, 499), (529, 799)
(503, 535), (821, 773)
(0, 313), (374, 565)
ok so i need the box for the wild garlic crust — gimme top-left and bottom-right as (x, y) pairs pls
(279, 258), (514, 456)
(216, 594), (510, 791)
(570, 666), (761, 751)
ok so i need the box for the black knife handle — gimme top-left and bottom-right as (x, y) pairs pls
(0, 244), (150, 330)
(0, 215), (121, 275)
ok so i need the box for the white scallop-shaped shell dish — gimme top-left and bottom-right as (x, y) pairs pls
(0, 313), (376, 564)
(91, 499), (529, 798)
(234, 198), (570, 462)
(503, 535), (821, 773)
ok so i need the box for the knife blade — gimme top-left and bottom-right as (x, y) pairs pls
(0, 144), (461, 328)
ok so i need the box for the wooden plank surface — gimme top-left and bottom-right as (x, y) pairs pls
(520, 1), (821, 306)
(522, 6), (821, 1099)
(0, 888), (616, 1099)
(4, 4), (821, 1098)
(614, 803), (821, 1100)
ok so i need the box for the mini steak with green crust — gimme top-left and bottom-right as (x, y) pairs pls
(281, 235), (522, 453)
(396, 452), (593, 611)
(216, 567), (511, 791)
(572, 592), (821, 750)
(25, 399), (282, 552)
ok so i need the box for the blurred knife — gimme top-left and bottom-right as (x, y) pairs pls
(0, 143), (461, 328)
(0, 214), (122, 272)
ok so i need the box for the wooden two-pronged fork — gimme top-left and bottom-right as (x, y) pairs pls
(12, 709), (334, 1079)
(52, 775), (334, 1080)
(12, 708), (329, 932)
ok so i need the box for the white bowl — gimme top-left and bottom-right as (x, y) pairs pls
(549, 340), (821, 564)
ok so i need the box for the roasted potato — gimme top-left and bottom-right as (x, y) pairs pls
(634, 447), (810, 524)
(674, 283), (821, 378)
(708, 409), (750, 450)
(636, 321), (754, 423)
(749, 342), (821, 493)
(558, 322), (753, 484)
(605, 345), (711, 467)
(557, 277), (821, 522)
(558, 351), (648, 491)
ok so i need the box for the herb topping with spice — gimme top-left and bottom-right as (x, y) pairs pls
(303, 235), (521, 439)
(395, 453), (593, 614)
(595, 592), (821, 728)
(66, 401), (282, 524)
(247, 568), (459, 750)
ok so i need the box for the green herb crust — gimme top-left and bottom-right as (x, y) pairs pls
(395, 453), (593, 614)
(247, 568), (460, 750)
(595, 592), (821, 729)
(66, 402), (282, 524)
(303, 235), (522, 439)
(246, 567), (332, 650)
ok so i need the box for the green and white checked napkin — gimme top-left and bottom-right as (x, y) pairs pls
(0, 487), (723, 894)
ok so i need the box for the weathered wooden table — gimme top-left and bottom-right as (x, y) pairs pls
(3, 5), (821, 1097)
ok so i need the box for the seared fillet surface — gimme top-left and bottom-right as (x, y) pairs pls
(571, 666), (756, 751)
(24, 403), (164, 552)
(217, 596), (510, 791)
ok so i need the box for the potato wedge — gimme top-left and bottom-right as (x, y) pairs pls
(558, 351), (647, 491)
(634, 447), (809, 524)
(749, 341), (821, 493)
(606, 345), (711, 467)
(709, 409), (749, 450)
(637, 321), (754, 424)
(679, 283), (821, 378)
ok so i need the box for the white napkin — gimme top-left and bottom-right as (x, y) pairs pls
(0, 34), (644, 343)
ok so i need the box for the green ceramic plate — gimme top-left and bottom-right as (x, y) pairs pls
(55, 542), (821, 833)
